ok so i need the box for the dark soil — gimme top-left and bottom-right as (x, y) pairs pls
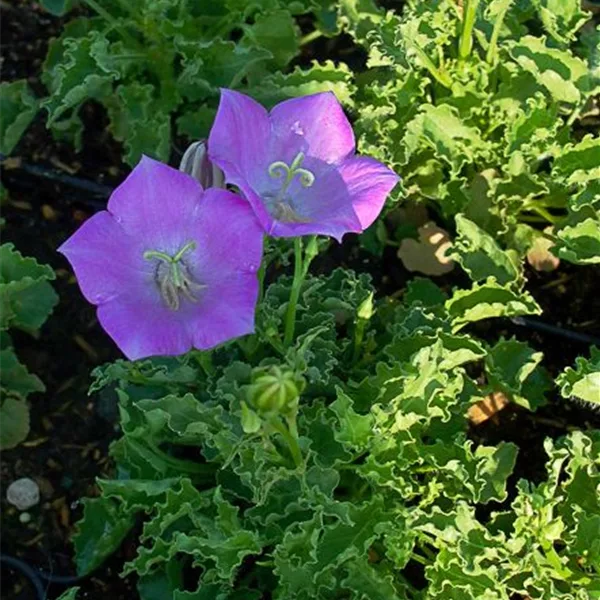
(1, 3), (599, 600)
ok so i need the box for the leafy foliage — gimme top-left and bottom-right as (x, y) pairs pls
(0, 244), (58, 449)
(356, 0), (600, 267)
(21, 0), (372, 165)
(0, 80), (39, 155)
(557, 346), (600, 407)
(70, 263), (596, 599)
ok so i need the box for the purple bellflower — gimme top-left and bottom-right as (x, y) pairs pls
(208, 89), (399, 241)
(59, 156), (263, 360)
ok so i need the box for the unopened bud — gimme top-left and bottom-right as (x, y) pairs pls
(179, 140), (225, 189)
(247, 366), (305, 415)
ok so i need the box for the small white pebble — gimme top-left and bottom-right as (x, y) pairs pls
(7, 478), (40, 511)
(19, 512), (31, 524)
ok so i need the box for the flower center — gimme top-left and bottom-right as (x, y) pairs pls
(266, 152), (315, 223)
(143, 241), (205, 311)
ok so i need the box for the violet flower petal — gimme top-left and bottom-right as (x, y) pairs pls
(269, 92), (355, 165)
(335, 156), (400, 230)
(58, 211), (149, 306)
(59, 159), (263, 360)
(107, 155), (205, 254)
(208, 89), (399, 241)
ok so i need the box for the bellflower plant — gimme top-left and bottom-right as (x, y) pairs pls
(208, 89), (399, 242)
(59, 157), (263, 360)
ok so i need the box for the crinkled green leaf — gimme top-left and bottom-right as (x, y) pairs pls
(330, 388), (374, 451)
(176, 39), (272, 101)
(247, 60), (356, 108)
(450, 215), (520, 285)
(445, 278), (541, 331)
(532, 0), (589, 44)
(0, 80), (39, 155)
(241, 10), (300, 68)
(554, 217), (600, 265)
(553, 136), (600, 185)
(0, 243), (58, 334)
(105, 83), (171, 165)
(557, 346), (600, 406)
(42, 31), (118, 125)
(403, 104), (492, 173)
(74, 496), (137, 576)
(507, 36), (590, 104)
(485, 337), (551, 410)
(0, 347), (44, 400)
(0, 396), (30, 450)
(55, 588), (80, 600)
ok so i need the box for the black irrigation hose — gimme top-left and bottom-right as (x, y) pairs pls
(1, 553), (86, 600)
(510, 316), (600, 346)
(1, 155), (112, 211)
(1, 554), (47, 600)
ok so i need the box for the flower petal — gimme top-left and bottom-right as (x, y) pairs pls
(184, 188), (263, 349)
(269, 92), (355, 165)
(97, 292), (193, 360)
(58, 211), (149, 306)
(338, 156), (399, 230)
(208, 89), (271, 189)
(190, 273), (259, 350)
(107, 156), (204, 255)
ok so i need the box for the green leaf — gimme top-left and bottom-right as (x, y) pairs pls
(74, 496), (136, 575)
(554, 217), (600, 265)
(445, 278), (541, 331)
(403, 104), (492, 173)
(55, 588), (80, 600)
(241, 10), (300, 68)
(557, 346), (600, 406)
(42, 31), (118, 125)
(0, 347), (45, 399)
(137, 558), (183, 600)
(247, 60), (356, 108)
(450, 215), (520, 285)
(176, 39), (272, 101)
(0, 396), (30, 450)
(39, 0), (78, 16)
(485, 338), (551, 410)
(507, 36), (590, 104)
(0, 80), (39, 155)
(532, 0), (589, 44)
(105, 83), (171, 165)
(0, 243), (58, 334)
(330, 388), (374, 451)
(552, 135), (600, 185)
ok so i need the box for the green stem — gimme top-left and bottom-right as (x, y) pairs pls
(283, 237), (318, 347)
(270, 418), (303, 468)
(284, 237), (304, 347)
(300, 29), (324, 46)
(81, 0), (141, 49)
(410, 552), (432, 566)
(486, 1), (510, 64)
(412, 43), (453, 88)
(459, 0), (480, 61)
(527, 205), (559, 224)
(352, 320), (366, 363)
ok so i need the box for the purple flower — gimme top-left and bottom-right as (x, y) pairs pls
(59, 156), (264, 360)
(208, 89), (399, 241)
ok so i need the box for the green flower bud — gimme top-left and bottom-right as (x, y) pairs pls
(247, 366), (305, 415)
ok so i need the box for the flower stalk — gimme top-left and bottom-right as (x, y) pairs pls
(284, 236), (318, 347)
